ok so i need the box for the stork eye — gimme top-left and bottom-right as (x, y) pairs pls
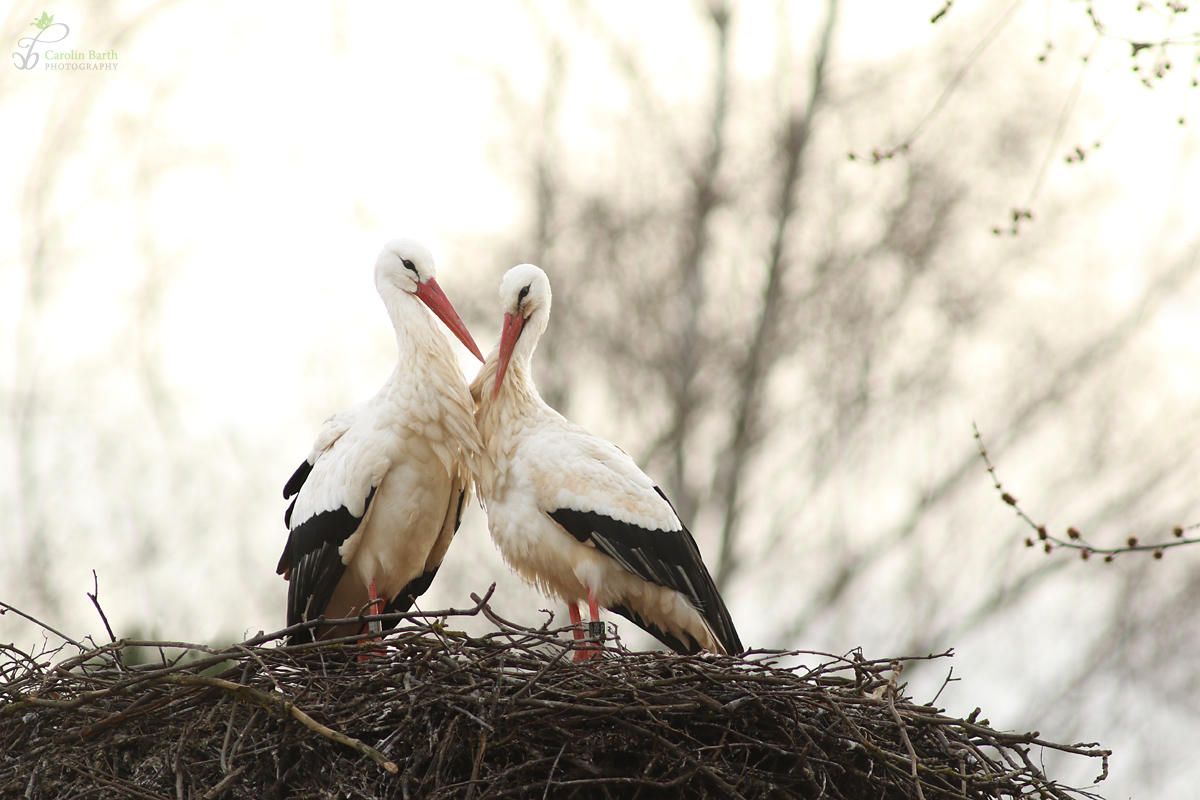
(517, 285), (530, 303)
(402, 259), (418, 274)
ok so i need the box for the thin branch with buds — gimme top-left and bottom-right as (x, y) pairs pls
(974, 423), (1200, 561)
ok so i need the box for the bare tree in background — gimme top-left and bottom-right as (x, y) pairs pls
(1, 0), (279, 642)
(5, 1), (177, 612)
(479, 2), (1200, 796)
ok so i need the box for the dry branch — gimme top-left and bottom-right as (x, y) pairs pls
(2, 590), (1108, 799)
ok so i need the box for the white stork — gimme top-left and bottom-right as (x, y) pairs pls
(276, 239), (485, 645)
(470, 264), (743, 659)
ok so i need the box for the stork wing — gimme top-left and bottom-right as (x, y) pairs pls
(276, 410), (377, 644)
(528, 423), (741, 653)
(281, 411), (355, 528)
(548, 493), (742, 656)
(278, 485), (377, 643)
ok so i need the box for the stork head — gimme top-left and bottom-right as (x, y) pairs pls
(375, 239), (484, 362)
(494, 263), (552, 399)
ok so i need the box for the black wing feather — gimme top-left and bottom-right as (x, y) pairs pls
(548, 487), (743, 655)
(278, 486), (377, 644)
(383, 568), (439, 619)
(285, 541), (347, 645)
(283, 460), (314, 528)
(607, 602), (702, 655)
(283, 459), (314, 499)
(452, 489), (467, 532)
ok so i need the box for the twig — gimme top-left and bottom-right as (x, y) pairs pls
(1003, 34), (1101, 236)
(173, 713), (192, 800)
(930, 665), (957, 707)
(87, 570), (117, 645)
(230, 644), (284, 696)
(541, 742), (567, 800)
(885, 676), (926, 800)
(465, 730), (488, 800)
(199, 765), (245, 800)
(850, 0), (1024, 163)
(0, 601), (84, 649)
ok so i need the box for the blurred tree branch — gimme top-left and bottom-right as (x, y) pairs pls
(858, 0), (1200, 233)
(661, 0), (732, 522)
(712, 0), (838, 588)
(3, 0), (214, 626)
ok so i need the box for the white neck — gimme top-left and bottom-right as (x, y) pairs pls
(379, 283), (452, 373)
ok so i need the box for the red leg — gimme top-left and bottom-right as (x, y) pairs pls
(569, 603), (587, 662)
(368, 580), (385, 619)
(568, 604), (585, 641)
(358, 580), (385, 662)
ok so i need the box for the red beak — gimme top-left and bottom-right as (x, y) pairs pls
(494, 311), (526, 399)
(415, 277), (484, 362)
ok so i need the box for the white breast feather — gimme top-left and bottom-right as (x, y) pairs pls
(291, 324), (482, 574)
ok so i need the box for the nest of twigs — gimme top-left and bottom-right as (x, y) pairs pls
(1, 586), (1108, 799)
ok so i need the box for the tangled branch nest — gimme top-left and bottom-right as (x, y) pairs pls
(2, 587), (1108, 799)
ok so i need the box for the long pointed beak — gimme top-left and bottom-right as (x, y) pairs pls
(494, 311), (526, 399)
(415, 277), (484, 362)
